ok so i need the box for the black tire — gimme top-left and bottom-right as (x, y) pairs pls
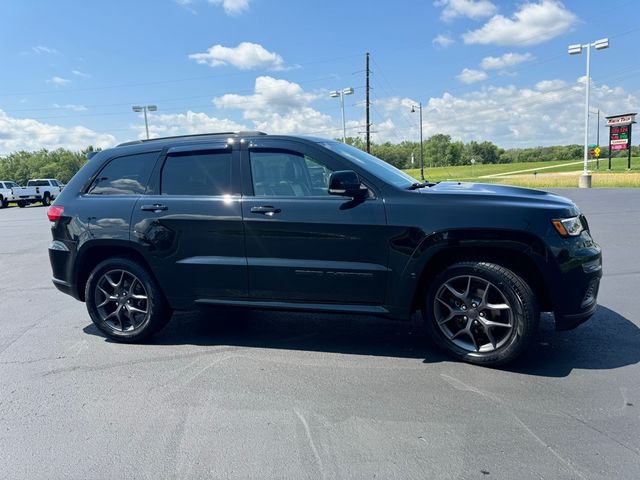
(0, 197), (6, 209)
(17, 200), (26, 208)
(423, 261), (538, 367)
(85, 257), (171, 343)
(42, 193), (51, 206)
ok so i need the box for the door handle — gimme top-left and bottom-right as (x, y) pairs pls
(250, 206), (281, 216)
(140, 204), (168, 212)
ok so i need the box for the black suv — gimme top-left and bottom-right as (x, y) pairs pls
(48, 132), (602, 365)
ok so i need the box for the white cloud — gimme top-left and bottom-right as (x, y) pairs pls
(375, 97), (419, 115)
(189, 42), (285, 70)
(353, 75), (640, 147)
(376, 78), (638, 147)
(32, 45), (59, 55)
(535, 79), (567, 91)
(213, 76), (336, 135)
(0, 109), (115, 154)
(457, 68), (487, 84)
(71, 69), (90, 78)
(435, 0), (497, 21)
(47, 76), (70, 87)
(480, 52), (533, 70)
(208, 0), (250, 15)
(134, 110), (246, 139)
(463, 0), (577, 46)
(432, 34), (455, 47)
(175, 0), (197, 14)
(53, 103), (88, 112)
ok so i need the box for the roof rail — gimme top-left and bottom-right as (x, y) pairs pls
(116, 131), (268, 147)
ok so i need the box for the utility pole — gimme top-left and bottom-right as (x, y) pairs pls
(411, 102), (424, 180)
(365, 52), (371, 153)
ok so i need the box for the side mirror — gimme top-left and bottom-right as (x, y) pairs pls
(328, 170), (367, 198)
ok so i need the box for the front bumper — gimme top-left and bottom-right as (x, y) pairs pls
(548, 231), (602, 330)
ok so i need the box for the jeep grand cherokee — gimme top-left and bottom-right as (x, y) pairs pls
(48, 132), (602, 366)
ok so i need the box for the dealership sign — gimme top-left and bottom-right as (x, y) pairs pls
(609, 125), (630, 151)
(606, 113), (636, 169)
(606, 114), (636, 126)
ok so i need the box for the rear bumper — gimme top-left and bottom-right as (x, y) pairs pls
(49, 242), (82, 301)
(52, 277), (80, 299)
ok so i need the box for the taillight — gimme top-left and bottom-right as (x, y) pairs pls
(47, 205), (64, 222)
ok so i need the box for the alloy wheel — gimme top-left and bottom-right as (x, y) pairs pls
(433, 275), (514, 353)
(94, 269), (149, 333)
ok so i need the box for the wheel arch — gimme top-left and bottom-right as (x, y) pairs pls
(75, 242), (164, 302)
(406, 229), (553, 314)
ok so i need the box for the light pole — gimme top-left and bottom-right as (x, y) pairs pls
(568, 38), (609, 188)
(411, 102), (424, 180)
(132, 105), (158, 139)
(329, 87), (354, 143)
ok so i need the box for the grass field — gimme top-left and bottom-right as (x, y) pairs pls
(404, 156), (640, 188)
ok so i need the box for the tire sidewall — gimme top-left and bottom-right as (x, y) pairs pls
(42, 194), (50, 206)
(424, 262), (537, 366)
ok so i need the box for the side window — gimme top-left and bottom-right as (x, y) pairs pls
(87, 152), (157, 195)
(249, 150), (334, 197)
(161, 150), (232, 196)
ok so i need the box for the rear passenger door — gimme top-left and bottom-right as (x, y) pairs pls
(130, 142), (247, 305)
(81, 150), (160, 242)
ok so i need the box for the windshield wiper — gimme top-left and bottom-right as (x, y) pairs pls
(407, 181), (436, 190)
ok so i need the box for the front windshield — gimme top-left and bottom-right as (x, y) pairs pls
(320, 141), (417, 188)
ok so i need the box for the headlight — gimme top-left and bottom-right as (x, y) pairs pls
(551, 216), (584, 237)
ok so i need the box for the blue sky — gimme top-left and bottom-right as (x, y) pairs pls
(1, 0), (639, 153)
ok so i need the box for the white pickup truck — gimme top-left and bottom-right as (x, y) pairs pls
(12, 178), (63, 207)
(0, 180), (21, 208)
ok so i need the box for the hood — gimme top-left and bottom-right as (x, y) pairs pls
(421, 181), (579, 216)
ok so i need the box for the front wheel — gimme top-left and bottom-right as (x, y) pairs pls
(424, 261), (538, 367)
(85, 257), (171, 342)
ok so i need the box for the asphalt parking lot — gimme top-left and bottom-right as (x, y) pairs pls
(0, 189), (638, 480)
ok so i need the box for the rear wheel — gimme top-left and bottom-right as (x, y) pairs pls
(424, 261), (538, 366)
(17, 200), (26, 208)
(42, 193), (51, 206)
(0, 197), (6, 209)
(85, 257), (171, 342)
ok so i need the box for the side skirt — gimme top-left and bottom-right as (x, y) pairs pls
(195, 298), (390, 315)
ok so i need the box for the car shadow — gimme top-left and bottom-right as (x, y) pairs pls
(506, 305), (640, 377)
(83, 304), (639, 377)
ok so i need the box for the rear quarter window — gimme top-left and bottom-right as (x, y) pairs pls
(87, 152), (158, 195)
